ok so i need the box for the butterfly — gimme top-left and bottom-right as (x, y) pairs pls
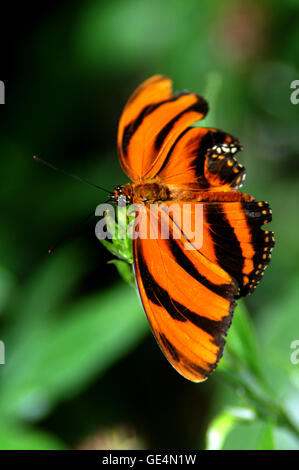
(112, 75), (274, 382)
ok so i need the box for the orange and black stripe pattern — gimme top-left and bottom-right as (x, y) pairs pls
(115, 75), (274, 382)
(133, 205), (238, 382)
(117, 75), (208, 181)
(156, 128), (245, 190)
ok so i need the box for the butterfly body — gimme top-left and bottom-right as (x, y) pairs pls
(113, 75), (274, 382)
(113, 181), (256, 206)
(113, 180), (170, 205)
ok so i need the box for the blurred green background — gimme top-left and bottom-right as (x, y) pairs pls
(0, 0), (299, 450)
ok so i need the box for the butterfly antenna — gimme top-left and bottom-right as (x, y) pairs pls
(33, 156), (112, 195)
(48, 210), (95, 254)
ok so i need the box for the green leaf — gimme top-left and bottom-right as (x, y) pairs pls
(108, 260), (135, 286)
(223, 301), (261, 378)
(206, 411), (235, 450)
(0, 422), (67, 450)
(98, 204), (134, 264)
(258, 421), (275, 450)
(274, 427), (299, 450)
(257, 276), (299, 377)
(0, 283), (148, 421)
(100, 238), (133, 264)
(255, 276), (299, 424)
(8, 245), (89, 333)
(222, 420), (275, 450)
(206, 407), (256, 450)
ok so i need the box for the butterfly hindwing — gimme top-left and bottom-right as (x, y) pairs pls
(204, 139), (245, 190)
(203, 198), (274, 297)
(156, 127), (245, 190)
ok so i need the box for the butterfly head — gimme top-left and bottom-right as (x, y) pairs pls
(111, 184), (133, 206)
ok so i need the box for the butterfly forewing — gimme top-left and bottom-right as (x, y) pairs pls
(117, 75), (208, 181)
(133, 204), (238, 382)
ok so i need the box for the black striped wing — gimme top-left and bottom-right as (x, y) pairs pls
(155, 127), (246, 190)
(117, 75), (208, 181)
(133, 197), (274, 382)
(133, 203), (238, 382)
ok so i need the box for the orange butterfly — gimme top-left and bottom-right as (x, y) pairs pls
(112, 75), (274, 382)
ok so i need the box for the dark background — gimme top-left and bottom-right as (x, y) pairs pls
(0, 0), (299, 450)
